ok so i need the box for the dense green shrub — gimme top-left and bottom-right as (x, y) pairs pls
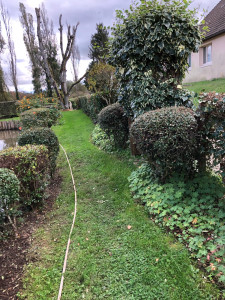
(130, 107), (198, 180)
(70, 97), (81, 110)
(91, 124), (114, 152)
(0, 168), (20, 228)
(18, 127), (59, 175)
(98, 103), (129, 149)
(20, 107), (61, 129)
(79, 94), (107, 122)
(0, 101), (17, 118)
(0, 145), (50, 205)
(110, 0), (202, 117)
(193, 92), (225, 177)
(128, 163), (225, 284)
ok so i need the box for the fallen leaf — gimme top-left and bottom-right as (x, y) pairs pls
(127, 225), (132, 230)
(86, 237), (89, 241)
(156, 258), (159, 262)
(192, 217), (198, 224)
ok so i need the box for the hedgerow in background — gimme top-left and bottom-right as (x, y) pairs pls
(0, 145), (49, 206)
(0, 168), (20, 236)
(86, 62), (118, 105)
(110, 0), (203, 117)
(91, 124), (115, 152)
(193, 92), (225, 177)
(78, 94), (107, 122)
(20, 107), (61, 129)
(18, 127), (59, 175)
(129, 164), (225, 285)
(130, 107), (198, 181)
(98, 103), (129, 149)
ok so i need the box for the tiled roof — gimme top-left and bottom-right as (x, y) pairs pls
(203, 0), (225, 40)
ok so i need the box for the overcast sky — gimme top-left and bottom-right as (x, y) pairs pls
(0, 0), (221, 92)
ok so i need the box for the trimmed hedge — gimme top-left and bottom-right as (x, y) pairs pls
(0, 145), (50, 205)
(20, 107), (61, 129)
(0, 168), (20, 226)
(78, 94), (107, 122)
(18, 127), (59, 175)
(98, 103), (129, 149)
(130, 106), (198, 180)
(0, 101), (17, 118)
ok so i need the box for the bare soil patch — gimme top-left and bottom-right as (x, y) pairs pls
(0, 172), (61, 300)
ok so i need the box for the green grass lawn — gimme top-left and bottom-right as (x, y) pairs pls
(19, 111), (220, 299)
(184, 78), (225, 94)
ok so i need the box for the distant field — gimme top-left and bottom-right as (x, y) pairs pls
(183, 78), (225, 94)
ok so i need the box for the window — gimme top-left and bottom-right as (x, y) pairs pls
(203, 45), (212, 64)
(188, 54), (191, 68)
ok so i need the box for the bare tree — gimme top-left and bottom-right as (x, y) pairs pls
(35, 8), (86, 109)
(0, 1), (19, 99)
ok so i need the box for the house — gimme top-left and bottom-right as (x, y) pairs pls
(184, 0), (225, 83)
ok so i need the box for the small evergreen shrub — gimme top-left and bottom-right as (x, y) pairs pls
(0, 145), (50, 206)
(91, 124), (114, 152)
(130, 107), (198, 180)
(98, 103), (129, 149)
(0, 168), (20, 227)
(128, 164), (225, 285)
(18, 127), (59, 175)
(20, 107), (61, 129)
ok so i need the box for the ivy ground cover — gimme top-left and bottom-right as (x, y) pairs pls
(19, 111), (220, 299)
(129, 164), (225, 292)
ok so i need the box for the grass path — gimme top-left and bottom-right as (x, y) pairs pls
(19, 111), (219, 299)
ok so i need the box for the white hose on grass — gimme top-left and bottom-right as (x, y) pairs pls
(57, 144), (78, 300)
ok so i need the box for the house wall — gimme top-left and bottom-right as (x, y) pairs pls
(184, 33), (225, 83)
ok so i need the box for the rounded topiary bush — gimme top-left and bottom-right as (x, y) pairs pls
(0, 168), (20, 226)
(20, 107), (61, 129)
(18, 127), (59, 175)
(98, 103), (129, 149)
(130, 106), (198, 180)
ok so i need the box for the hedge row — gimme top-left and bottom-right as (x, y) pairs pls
(0, 101), (18, 118)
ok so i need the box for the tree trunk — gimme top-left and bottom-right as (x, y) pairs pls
(128, 118), (140, 156)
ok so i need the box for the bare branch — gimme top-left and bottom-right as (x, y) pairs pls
(68, 71), (87, 94)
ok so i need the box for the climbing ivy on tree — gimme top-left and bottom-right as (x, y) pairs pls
(110, 0), (203, 117)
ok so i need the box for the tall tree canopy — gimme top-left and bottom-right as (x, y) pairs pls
(89, 23), (109, 63)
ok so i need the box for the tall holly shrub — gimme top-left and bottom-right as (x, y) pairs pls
(110, 0), (202, 117)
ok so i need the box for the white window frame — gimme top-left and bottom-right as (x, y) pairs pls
(203, 44), (212, 65)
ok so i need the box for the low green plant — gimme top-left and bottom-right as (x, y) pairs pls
(91, 124), (114, 152)
(0, 145), (50, 206)
(20, 107), (61, 129)
(130, 106), (198, 180)
(98, 103), (129, 149)
(18, 127), (59, 175)
(0, 168), (20, 235)
(129, 163), (225, 284)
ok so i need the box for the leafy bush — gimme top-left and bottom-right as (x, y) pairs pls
(0, 145), (50, 206)
(130, 107), (198, 180)
(0, 168), (20, 229)
(98, 103), (129, 149)
(110, 0), (202, 117)
(91, 124), (114, 152)
(79, 94), (107, 122)
(193, 92), (225, 177)
(20, 107), (61, 129)
(128, 164), (225, 284)
(86, 62), (118, 105)
(70, 97), (81, 110)
(18, 94), (59, 113)
(18, 127), (59, 175)
(0, 101), (18, 118)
